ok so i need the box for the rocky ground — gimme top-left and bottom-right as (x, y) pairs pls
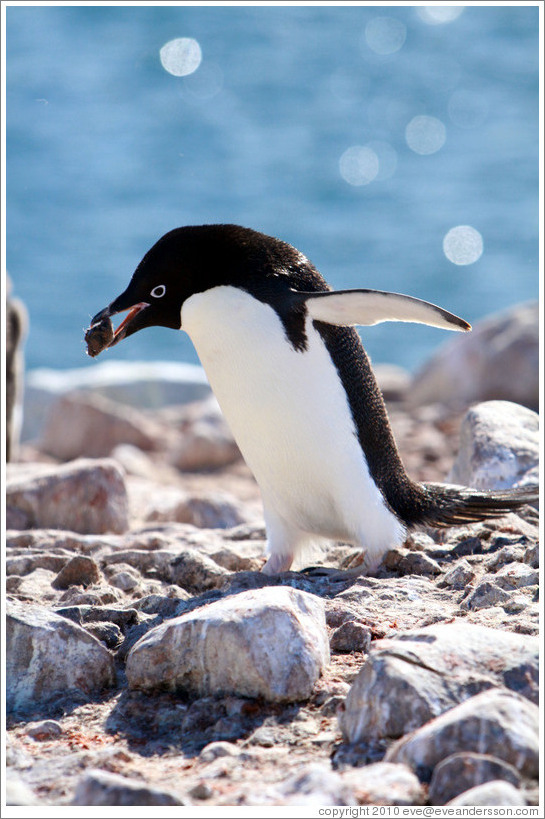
(5, 374), (541, 808)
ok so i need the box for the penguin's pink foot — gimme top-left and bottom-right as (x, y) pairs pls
(261, 552), (294, 575)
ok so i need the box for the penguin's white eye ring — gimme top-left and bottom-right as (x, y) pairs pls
(151, 285), (166, 298)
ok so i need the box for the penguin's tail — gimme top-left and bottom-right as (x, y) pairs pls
(416, 482), (539, 528)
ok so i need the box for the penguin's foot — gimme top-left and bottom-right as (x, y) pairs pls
(261, 552), (294, 575)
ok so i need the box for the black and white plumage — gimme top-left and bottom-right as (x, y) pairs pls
(87, 224), (538, 573)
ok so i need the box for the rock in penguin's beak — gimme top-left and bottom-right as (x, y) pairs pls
(86, 300), (150, 357)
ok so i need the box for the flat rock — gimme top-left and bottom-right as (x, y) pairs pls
(385, 689), (539, 779)
(448, 400), (539, 490)
(6, 599), (116, 713)
(6, 459), (129, 534)
(71, 769), (184, 806)
(446, 780), (527, 806)
(339, 621), (538, 743)
(428, 752), (521, 805)
(410, 302), (538, 411)
(126, 586), (329, 702)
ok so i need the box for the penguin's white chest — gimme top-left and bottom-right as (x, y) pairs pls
(181, 285), (401, 550)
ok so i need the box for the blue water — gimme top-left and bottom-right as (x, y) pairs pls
(6, 4), (540, 375)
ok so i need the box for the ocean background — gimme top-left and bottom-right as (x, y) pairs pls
(5, 3), (540, 376)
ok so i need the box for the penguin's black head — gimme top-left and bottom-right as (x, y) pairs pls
(87, 224), (327, 354)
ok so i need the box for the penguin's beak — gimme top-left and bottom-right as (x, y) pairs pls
(87, 299), (150, 356)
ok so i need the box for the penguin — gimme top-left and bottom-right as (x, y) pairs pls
(86, 224), (538, 574)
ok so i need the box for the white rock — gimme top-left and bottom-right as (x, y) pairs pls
(448, 400), (539, 490)
(126, 586), (329, 702)
(6, 599), (116, 712)
(410, 302), (538, 411)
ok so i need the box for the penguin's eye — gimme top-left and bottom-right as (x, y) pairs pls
(150, 285), (166, 298)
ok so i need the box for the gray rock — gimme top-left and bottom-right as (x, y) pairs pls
(40, 391), (167, 461)
(341, 762), (425, 806)
(448, 401), (539, 490)
(438, 559), (475, 589)
(25, 720), (64, 741)
(386, 689), (539, 779)
(394, 551), (443, 577)
(493, 562), (539, 590)
(199, 741), (241, 763)
(460, 580), (512, 611)
(51, 556), (101, 590)
(523, 543), (539, 568)
(410, 302), (538, 411)
(429, 752), (521, 805)
(126, 587), (329, 702)
(72, 769), (184, 806)
(446, 780), (527, 806)
(339, 621), (538, 743)
(84, 622), (124, 650)
(6, 599), (116, 713)
(6, 458), (129, 534)
(169, 549), (230, 593)
(330, 621), (371, 654)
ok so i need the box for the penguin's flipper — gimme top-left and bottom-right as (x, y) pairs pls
(302, 289), (471, 332)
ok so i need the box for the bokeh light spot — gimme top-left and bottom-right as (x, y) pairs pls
(365, 17), (407, 56)
(405, 115), (446, 155)
(339, 146), (380, 186)
(417, 7), (465, 25)
(443, 225), (483, 265)
(160, 38), (202, 77)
